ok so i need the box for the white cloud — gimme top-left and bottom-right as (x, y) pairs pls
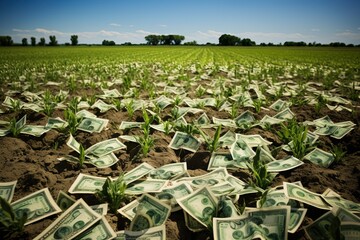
(311, 28), (320, 32)
(110, 23), (121, 27)
(159, 24), (167, 28)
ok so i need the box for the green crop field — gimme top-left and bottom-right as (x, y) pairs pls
(0, 45), (359, 240)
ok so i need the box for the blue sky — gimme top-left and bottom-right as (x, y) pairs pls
(1, 0), (359, 44)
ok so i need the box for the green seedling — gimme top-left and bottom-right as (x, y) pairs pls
(64, 108), (80, 135)
(331, 144), (346, 165)
(163, 121), (173, 135)
(0, 197), (28, 238)
(246, 147), (274, 189)
(9, 118), (24, 137)
(112, 99), (122, 111)
(78, 143), (86, 168)
(175, 123), (200, 135)
(258, 189), (270, 208)
(95, 174), (128, 214)
(200, 125), (222, 153)
(252, 99), (263, 113)
(125, 100), (135, 118)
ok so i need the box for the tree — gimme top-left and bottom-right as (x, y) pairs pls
(218, 34), (240, 46)
(49, 35), (57, 46)
(145, 35), (160, 45)
(70, 35), (78, 46)
(39, 37), (46, 46)
(173, 35), (185, 45)
(22, 38), (28, 46)
(240, 38), (256, 46)
(184, 40), (198, 46)
(0, 36), (13, 46)
(31, 37), (36, 46)
(102, 40), (116, 46)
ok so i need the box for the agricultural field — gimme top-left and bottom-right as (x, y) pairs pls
(0, 46), (360, 239)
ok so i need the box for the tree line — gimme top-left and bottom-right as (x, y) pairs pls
(0, 34), (359, 47)
(144, 35), (185, 45)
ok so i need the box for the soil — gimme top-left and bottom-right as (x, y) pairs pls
(0, 79), (359, 240)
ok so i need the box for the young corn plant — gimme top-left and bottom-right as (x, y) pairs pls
(253, 99), (263, 113)
(95, 174), (128, 214)
(276, 119), (298, 144)
(175, 123), (200, 135)
(64, 108), (80, 135)
(246, 147), (274, 190)
(112, 99), (122, 111)
(0, 197), (28, 238)
(230, 102), (239, 119)
(10, 99), (22, 114)
(289, 124), (311, 160)
(78, 144), (86, 169)
(200, 125), (222, 153)
(42, 90), (57, 116)
(330, 144), (346, 165)
(9, 118), (24, 137)
(258, 189), (270, 208)
(163, 121), (174, 135)
(125, 100), (135, 119)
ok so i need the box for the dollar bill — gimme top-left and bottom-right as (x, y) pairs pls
(119, 121), (143, 130)
(23, 103), (43, 112)
(102, 88), (122, 98)
(330, 126), (354, 139)
(219, 130), (235, 148)
(177, 186), (218, 228)
(77, 117), (109, 133)
(234, 110), (256, 127)
(304, 210), (342, 240)
(341, 222), (360, 240)
(314, 124), (338, 136)
(0, 128), (10, 136)
(130, 194), (171, 231)
(304, 148), (334, 168)
(66, 134), (81, 153)
(76, 109), (97, 119)
(0, 180), (17, 202)
(269, 99), (287, 111)
(283, 182), (330, 210)
(212, 117), (236, 128)
(323, 195), (360, 213)
(2, 96), (24, 109)
(209, 182), (235, 197)
(45, 117), (68, 129)
(117, 199), (139, 221)
(195, 112), (211, 125)
(90, 203), (108, 216)
(34, 198), (101, 240)
(116, 225), (166, 240)
(88, 152), (119, 168)
(125, 179), (169, 195)
(213, 206), (290, 240)
(273, 108), (295, 120)
(260, 115), (285, 126)
(225, 175), (258, 195)
(176, 167), (228, 189)
(154, 95), (173, 109)
(16, 114), (27, 130)
(119, 135), (138, 143)
(230, 138), (256, 162)
(74, 216), (116, 240)
(68, 173), (106, 194)
(184, 211), (207, 232)
(56, 190), (76, 211)
(207, 152), (241, 170)
(312, 115), (334, 127)
(168, 131), (200, 153)
(148, 162), (188, 180)
(77, 101), (90, 109)
(288, 208), (307, 233)
(236, 134), (272, 148)
(155, 182), (193, 212)
(11, 188), (62, 225)
(85, 138), (126, 158)
(266, 156), (304, 172)
(91, 99), (116, 113)
(20, 125), (50, 137)
(217, 197), (240, 218)
(256, 189), (289, 208)
(124, 162), (155, 184)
